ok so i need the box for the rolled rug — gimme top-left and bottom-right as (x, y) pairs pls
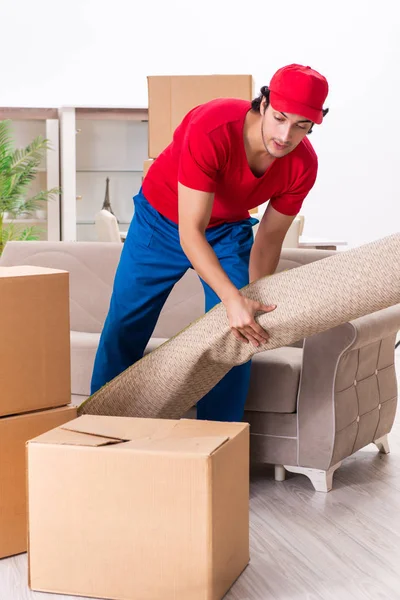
(78, 233), (400, 419)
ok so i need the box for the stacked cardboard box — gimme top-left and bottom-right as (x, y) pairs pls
(27, 414), (250, 600)
(0, 266), (77, 558)
(143, 157), (154, 179)
(143, 74), (258, 213)
(147, 74), (254, 159)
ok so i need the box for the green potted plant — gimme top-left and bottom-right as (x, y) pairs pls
(0, 119), (60, 255)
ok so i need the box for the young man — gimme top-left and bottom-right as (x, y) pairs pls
(91, 63), (329, 422)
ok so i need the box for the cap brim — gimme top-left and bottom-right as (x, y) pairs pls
(270, 91), (323, 124)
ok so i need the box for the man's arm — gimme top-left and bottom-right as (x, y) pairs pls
(178, 183), (238, 303)
(249, 203), (296, 282)
(251, 158), (318, 281)
(178, 183), (276, 347)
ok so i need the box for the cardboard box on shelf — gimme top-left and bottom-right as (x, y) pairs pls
(28, 415), (250, 600)
(142, 158), (154, 178)
(0, 266), (71, 417)
(0, 405), (77, 559)
(148, 74), (254, 158)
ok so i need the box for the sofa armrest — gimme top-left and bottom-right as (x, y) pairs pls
(277, 248), (336, 272)
(296, 305), (400, 470)
(347, 304), (400, 349)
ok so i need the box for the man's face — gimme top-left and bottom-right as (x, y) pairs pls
(260, 101), (313, 158)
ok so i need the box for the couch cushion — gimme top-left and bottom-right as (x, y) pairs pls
(70, 333), (169, 398)
(243, 411), (297, 437)
(153, 269), (205, 338)
(144, 337), (169, 354)
(70, 331), (100, 396)
(245, 347), (303, 414)
(71, 331), (100, 349)
(0, 241), (122, 334)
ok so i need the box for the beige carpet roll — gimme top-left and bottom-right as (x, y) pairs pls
(78, 233), (400, 419)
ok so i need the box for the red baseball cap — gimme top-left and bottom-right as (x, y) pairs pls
(269, 64), (329, 124)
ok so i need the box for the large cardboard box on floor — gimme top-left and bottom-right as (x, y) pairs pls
(0, 265), (71, 417)
(148, 74), (254, 158)
(0, 405), (77, 559)
(27, 415), (250, 600)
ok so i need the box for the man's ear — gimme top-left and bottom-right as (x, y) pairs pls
(261, 98), (267, 115)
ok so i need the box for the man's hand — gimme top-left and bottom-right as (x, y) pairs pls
(177, 184), (277, 345)
(224, 293), (276, 347)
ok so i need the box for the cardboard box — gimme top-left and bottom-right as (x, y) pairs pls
(148, 75), (254, 158)
(0, 405), (77, 558)
(0, 266), (71, 417)
(28, 415), (250, 600)
(143, 158), (154, 178)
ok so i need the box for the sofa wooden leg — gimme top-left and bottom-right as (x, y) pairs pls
(274, 465), (286, 482)
(374, 434), (390, 454)
(283, 462), (342, 492)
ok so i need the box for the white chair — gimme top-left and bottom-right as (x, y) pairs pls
(297, 214), (305, 236)
(282, 216), (302, 248)
(94, 210), (122, 243)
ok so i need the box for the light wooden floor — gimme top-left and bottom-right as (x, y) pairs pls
(1, 350), (400, 600)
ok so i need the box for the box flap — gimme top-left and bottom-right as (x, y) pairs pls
(29, 415), (178, 448)
(175, 418), (249, 438)
(0, 265), (67, 278)
(28, 427), (126, 447)
(61, 415), (178, 440)
(28, 415), (233, 455)
(123, 435), (229, 456)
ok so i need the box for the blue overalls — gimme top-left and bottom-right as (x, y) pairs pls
(91, 188), (258, 422)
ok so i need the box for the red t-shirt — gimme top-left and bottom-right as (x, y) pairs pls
(142, 98), (318, 228)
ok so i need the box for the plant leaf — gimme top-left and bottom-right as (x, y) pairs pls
(0, 119), (57, 223)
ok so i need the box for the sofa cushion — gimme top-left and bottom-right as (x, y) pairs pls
(70, 333), (169, 398)
(144, 337), (169, 354)
(0, 241), (122, 334)
(71, 333), (303, 414)
(245, 347), (303, 414)
(70, 331), (100, 396)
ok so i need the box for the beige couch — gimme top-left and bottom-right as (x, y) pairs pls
(1, 240), (399, 492)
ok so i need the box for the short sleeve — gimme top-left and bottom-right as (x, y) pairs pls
(178, 124), (224, 193)
(270, 163), (318, 216)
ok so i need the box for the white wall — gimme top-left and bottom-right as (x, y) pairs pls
(1, 0), (399, 246)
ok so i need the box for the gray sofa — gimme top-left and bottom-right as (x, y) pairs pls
(1, 240), (399, 492)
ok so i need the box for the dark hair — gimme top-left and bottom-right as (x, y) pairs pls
(251, 85), (329, 134)
(251, 85), (271, 112)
